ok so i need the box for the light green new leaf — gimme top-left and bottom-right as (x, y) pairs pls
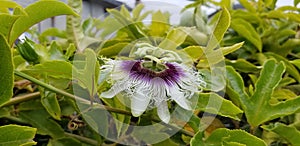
(182, 46), (204, 60)
(149, 11), (170, 36)
(9, 1), (77, 45)
(221, 42), (244, 55)
(207, 7), (230, 51)
(262, 123), (300, 146)
(158, 27), (187, 51)
(41, 89), (61, 120)
(197, 93), (243, 120)
(0, 125), (37, 146)
(0, 35), (13, 106)
(231, 18), (262, 52)
(191, 128), (266, 146)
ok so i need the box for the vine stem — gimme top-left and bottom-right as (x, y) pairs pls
(64, 132), (98, 145)
(14, 70), (194, 137)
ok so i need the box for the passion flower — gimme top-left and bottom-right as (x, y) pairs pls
(100, 59), (205, 123)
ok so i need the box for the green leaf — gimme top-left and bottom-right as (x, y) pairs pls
(225, 59), (260, 73)
(9, 1), (77, 45)
(265, 52), (300, 82)
(19, 108), (65, 139)
(190, 131), (205, 146)
(231, 18), (262, 52)
(291, 59), (300, 70)
(227, 60), (300, 127)
(24, 60), (74, 79)
(0, 14), (20, 39)
(149, 11), (170, 36)
(158, 27), (187, 51)
(41, 89), (61, 120)
(207, 7), (231, 51)
(221, 42), (244, 56)
(98, 42), (130, 57)
(0, 35), (13, 106)
(238, 0), (256, 12)
(73, 49), (98, 97)
(48, 137), (81, 146)
(197, 93), (243, 120)
(0, 125), (37, 146)
(49, 41), (66, 60)
(38, 28), (67, 43)
(262, 123), (300, 146)
(295, 0), (300, 6)
(66, 0), (84, 51)
(191, 128), (267, 146)
(182, 46), (204, 60)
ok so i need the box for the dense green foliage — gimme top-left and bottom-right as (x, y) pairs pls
(0, 0), (299, 145)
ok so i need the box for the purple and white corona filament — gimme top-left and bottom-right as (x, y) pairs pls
(100, 58), (205, 123)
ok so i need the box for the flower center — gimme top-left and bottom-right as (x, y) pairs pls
(129, 61), (184, 85)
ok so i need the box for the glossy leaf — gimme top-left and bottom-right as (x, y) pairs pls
(0, 125), (37, 146)
(197, 93), (243, 120)
(262, 123), (300, 146)
(9, 1), (77, 45)
(0, 35), (13, 106)
(191, 128), (267, 146)
(231, 18), (262, 52)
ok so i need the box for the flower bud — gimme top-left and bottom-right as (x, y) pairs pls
(16, 38), (39, 64)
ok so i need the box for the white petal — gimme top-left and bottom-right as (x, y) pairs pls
(156, 101), (170, 123)
(100, 81), (127, 98)
(131, 90), (150, 117)
(169, 86), (192, 110)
